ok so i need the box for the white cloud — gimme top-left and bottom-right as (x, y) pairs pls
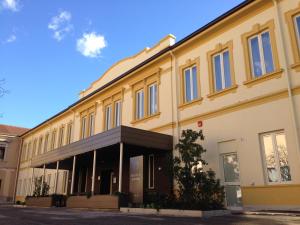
(1, 0), (19, 12)
(76, 32), (106, 58)
(5, 34), (16, 43)
(48, 11), (73, 41)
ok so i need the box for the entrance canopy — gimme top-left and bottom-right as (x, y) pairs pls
(30, 126), (173, 168)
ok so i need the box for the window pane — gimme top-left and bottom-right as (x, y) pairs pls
(115, 101), (121, 127)
(149, 84), (157, 115)
(0, 147), (5, 160)
(295, 16), (300, 46)
(262, 135), (278, 182)
(250, 37), (263, 77)
(223, 51), (232, 88)
(184, 69), (192, 102)
(149, 155), (154, 188)
(105, 106), (111, 130)
(136, 91), (144, 119)
(261, 32), (274, 74)
(223, 154), (240, 182)
(213, 55), (223, 91)
(275, 134), (291, 182)
(225, 185), (242, 207)
(192, 66), (198, 100)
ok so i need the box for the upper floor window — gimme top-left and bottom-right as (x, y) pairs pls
(27, 142), (32, 160)
(260, 131), (291, 184)
(58, 126), (64, 147)
(114, 101), (121, 127)
(248, 31), (274, 78)
(286, 6), (300, 70)
(38, 137), (43, 155)
(88, 113), (95, 136)
(0, 144), (6, 160)
(44, 134), (49, 153)
(81, 116), (87, 139)
(33, 139), (37, 157)
(66, 123), (73, 144)
(242, 20), (281, 86)
(213, 50), (232, 91)
(184, 65), (198, 102)
(51, 130), (57, 150)
(21, 143), (27, 161)
(105, 105), (112, 131)
(136, 89), (144, 120)
(148, 83), (158, 116)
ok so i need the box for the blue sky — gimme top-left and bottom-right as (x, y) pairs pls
(0, 0), (244, 129)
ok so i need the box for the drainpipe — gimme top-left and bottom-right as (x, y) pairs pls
(170, 51), (181, 143)
(13, 137), (23, 203)
(272, 0), (300, 158)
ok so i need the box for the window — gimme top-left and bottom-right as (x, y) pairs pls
(51, 130), (57, 150)
(148, 155), (155, 189)
(44, 134), (49, 153)
(105, 105), (112, 131)
(286, 6), (300, 70)
(294, 14), (300, 53)
(27, 142), (32, 160)
(136, 90), (144, 120)
(213, 50), (232, 91)
(248, 31), (274, 78)
(88, 113), (95, 136)
(184, 65), (198, 102)
(148, 83), (158, 115)
(62, 171), (68, 193)
(242, 20), (280, 85)
(0, 145), (6, 160)
(21, 143), (27, 161)
(38, 137), (43, 155)
(114, 101), (121, 127)
(58, 126), (64, 147)
(81, 116), (87, 139)
(260, 131), (291, 183)
(47, 174), (51, 187)
(66, 123), (73, 144)
(0, 179), (1, 191)
(33, 139), (37, 157)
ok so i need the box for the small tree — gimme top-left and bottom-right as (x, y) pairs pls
(32, 176), (50, 197)
(173, 129), (224, 210)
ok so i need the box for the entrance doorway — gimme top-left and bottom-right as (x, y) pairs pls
(100, 170), (112, 195)
(221, 153), (242, 208)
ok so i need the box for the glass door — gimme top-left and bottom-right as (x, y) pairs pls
(221, 153), (242, 208)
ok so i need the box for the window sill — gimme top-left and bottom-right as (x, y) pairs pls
(131, 112), (161, 125)
(243, 69), (283, 87)
(178, 97), (203, 110)
(207, 84), (238, 100)
(291, 62), (300, 72)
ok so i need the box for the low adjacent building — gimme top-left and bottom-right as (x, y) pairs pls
(0, 124), (28, 203)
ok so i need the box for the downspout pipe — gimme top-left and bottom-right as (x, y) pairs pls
(273, 0), (300, 156)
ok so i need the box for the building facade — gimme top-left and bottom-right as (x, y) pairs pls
(0, 124), (28, 203)
(16, 0), (300, 210)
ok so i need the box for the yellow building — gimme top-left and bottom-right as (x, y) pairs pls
(16, 0), (300, 210)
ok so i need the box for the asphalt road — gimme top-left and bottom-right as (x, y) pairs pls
(1, 205), (300, 225)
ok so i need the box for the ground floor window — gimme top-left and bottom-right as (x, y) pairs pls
(260, 131), (291, 183)
(0, 145), (6, 160)
(0, 179), (2, 191)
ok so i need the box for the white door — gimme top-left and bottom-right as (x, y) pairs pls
(221, 153), (242, 208)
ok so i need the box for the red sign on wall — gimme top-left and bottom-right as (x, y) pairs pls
(197, 121), (203, 127)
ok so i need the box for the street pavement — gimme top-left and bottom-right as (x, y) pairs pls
(1, 205), (300, 225)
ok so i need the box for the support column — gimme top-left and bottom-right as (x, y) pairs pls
(54, 161), (59, 194)
(40, 164), (46, 196)
(31, 168), (35, 195)
(70, 155), (76, 195)
(118, 142), (123, 192)
(91, 150), (97, 194)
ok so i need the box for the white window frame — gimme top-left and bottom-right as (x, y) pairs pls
(89, 113), (95, 136)
(248, 31), (274, 77)
(294, 14), (300, 53)
(148, 83), (158, 116)
(105, 105), (112, 131)
(114, 101), (121, 127)
(136, 89), (144, 120)
(148, 154), (155, 189)
(184, 65), (198, 102)
(213, 50), (230, 91)
(260, 130), (292, 185)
